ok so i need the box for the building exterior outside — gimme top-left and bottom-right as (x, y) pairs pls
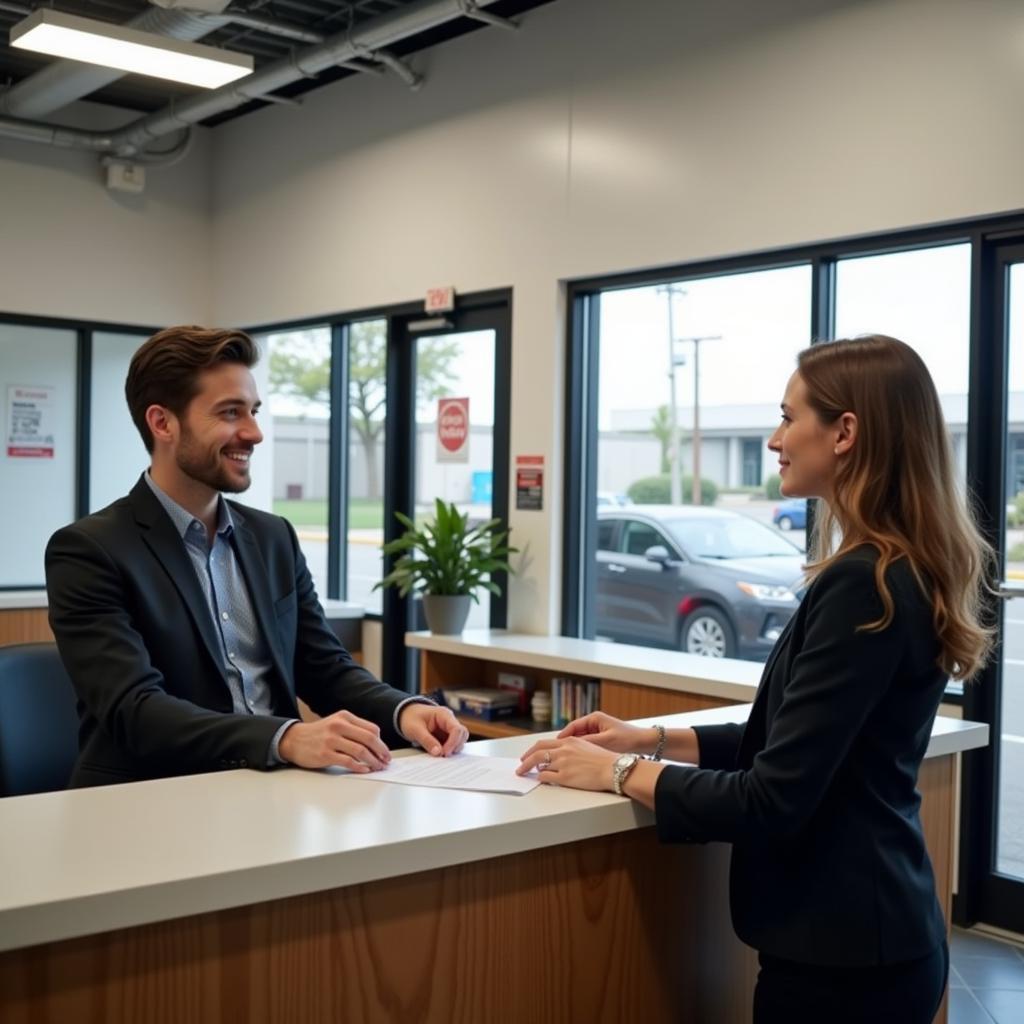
(272, 393), (1022, 503)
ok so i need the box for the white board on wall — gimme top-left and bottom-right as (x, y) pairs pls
(0, 325), (78, 587)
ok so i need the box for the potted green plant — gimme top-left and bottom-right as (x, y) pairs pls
(375, 498), (517, 634)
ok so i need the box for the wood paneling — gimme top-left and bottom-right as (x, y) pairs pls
(0, 758), (956, 1024)
(599, 679), (736, 719)
(0, 830), (697, 1024)
(0, 609), (52, 646)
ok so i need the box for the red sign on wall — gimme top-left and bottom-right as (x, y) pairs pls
(515, 454), (544, 511)
(437, 397), (469, 463)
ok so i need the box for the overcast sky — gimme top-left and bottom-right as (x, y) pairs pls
(597, 243), (986, 431)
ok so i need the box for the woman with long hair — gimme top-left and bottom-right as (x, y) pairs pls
(518, 335), (994, 1022)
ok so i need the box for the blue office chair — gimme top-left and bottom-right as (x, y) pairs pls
(0, 643), (80, 797)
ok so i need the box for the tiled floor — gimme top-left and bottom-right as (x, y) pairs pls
(950, 926), (1024, 1024)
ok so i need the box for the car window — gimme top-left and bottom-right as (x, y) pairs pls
(596, 518), (619, 552)
(667, 516), (799, 559)
(622, 521), (669, 557)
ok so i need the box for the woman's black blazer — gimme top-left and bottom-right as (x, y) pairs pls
(654, 545), (948, 967)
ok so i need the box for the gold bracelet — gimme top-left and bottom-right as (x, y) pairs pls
(651, 723), (667, 762)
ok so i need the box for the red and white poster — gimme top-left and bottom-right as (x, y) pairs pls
(7, 384), (55, 459)
(515, 454), (544, 511)
(436, 397), (470, 463)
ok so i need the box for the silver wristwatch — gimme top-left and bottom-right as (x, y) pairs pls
(612, 753), (642, 795)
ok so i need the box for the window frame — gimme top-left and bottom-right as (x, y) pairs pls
(247, 289), (513, 692)
(0, 312), (159, 590)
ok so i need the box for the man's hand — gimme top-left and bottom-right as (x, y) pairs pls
(398, 703), (469, 757)
(278, 710), (392, 772)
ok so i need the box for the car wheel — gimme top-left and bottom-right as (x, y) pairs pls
(680, 606), (736, 658)
(777, 515), (793, 531)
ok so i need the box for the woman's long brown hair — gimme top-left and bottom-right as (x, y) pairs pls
(798, 335), (994, 681)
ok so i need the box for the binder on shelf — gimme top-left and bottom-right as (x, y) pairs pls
(441, 687), (521, 721)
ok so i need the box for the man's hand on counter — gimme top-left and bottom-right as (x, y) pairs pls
(398, 703), (469, 757)
(278, 710), (392, 772)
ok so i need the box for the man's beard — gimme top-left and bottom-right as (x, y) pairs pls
(176, 427), (251, 494)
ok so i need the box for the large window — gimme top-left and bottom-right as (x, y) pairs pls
(260, 326), (332, 599)
(582, 265), (812, 661)
(834, 243), (972, 484)
(89, 331), (150, 512)
(566, 216), (1024, 937)
(413, 327), (497, 630)
(0, 324), (78, 587)
(347, 319), (388, 613)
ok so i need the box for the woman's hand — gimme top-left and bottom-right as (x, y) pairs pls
(557, 711), (659, 756)
(515, 736), (619, 791)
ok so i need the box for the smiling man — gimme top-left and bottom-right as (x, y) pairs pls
(45, 326), (467, 788)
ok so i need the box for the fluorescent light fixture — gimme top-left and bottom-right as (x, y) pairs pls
(10, 10), (254, 89)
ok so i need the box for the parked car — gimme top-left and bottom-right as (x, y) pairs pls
(772, 497), (808, 531)
(596, 506), (804, 661)
(597, 491), (632, 508)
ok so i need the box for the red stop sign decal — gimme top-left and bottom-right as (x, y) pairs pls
(438, 398), (469, 453)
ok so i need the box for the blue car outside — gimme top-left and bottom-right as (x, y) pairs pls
(772, 498), (807, 531)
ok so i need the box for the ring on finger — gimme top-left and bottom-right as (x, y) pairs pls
(538, 752), (552, 770)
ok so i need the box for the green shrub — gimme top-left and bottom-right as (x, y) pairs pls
(1008, 542), (1024, 562)
(764, 474), (783, 500)
(1009, 492), (1024, 528)
(626, 474), (718, 506)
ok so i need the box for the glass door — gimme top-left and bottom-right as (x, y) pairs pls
(380, 298), (511, 690)
(993, 256), (1024, 895)
(962, 242), (1024, 931)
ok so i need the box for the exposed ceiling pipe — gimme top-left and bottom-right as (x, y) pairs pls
(0, 0), (508, 160)
(213, 8), (324, 45)
(109, 0), (506, 155)
(456, 0), (519, 31)
(1, 0), (506, 158)
(0, 1), (233, 120)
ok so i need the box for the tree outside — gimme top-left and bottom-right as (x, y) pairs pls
(268, 322), (461, 500)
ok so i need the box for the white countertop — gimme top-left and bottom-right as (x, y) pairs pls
(0, 704), (987, 954)
(0, 590), (48, 610)
(319, 599), (365, 620)
(407, 628), (763, 701)
(0, 590), (363, 619)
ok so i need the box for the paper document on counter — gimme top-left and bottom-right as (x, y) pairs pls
(345, 752), (540, 795)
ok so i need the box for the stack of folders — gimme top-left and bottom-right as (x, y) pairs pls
(550, 678), (600, 729)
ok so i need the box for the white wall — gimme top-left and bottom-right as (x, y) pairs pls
(208, 0), (1024, 633)
(0, 101), (213, 325)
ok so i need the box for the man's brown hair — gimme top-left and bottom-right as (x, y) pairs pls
(126, 326), (259, 453)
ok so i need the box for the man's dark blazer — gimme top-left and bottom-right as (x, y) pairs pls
(45, 476), (408, 788)
(654, 545), (948, 967)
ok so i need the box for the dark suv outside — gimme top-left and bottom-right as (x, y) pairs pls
(596, 506), (805, 661)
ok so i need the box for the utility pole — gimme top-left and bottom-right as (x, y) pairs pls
(656, 283), (687, 505)
(677, 334), (722, 505)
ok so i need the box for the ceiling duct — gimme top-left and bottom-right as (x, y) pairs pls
(0, 0), (233, 120)
(0, 0), (509, 160)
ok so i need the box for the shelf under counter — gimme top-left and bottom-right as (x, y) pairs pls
(409, 628), (757, 728)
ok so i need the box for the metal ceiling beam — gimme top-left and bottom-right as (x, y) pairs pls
(0, 0), (506, 158)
